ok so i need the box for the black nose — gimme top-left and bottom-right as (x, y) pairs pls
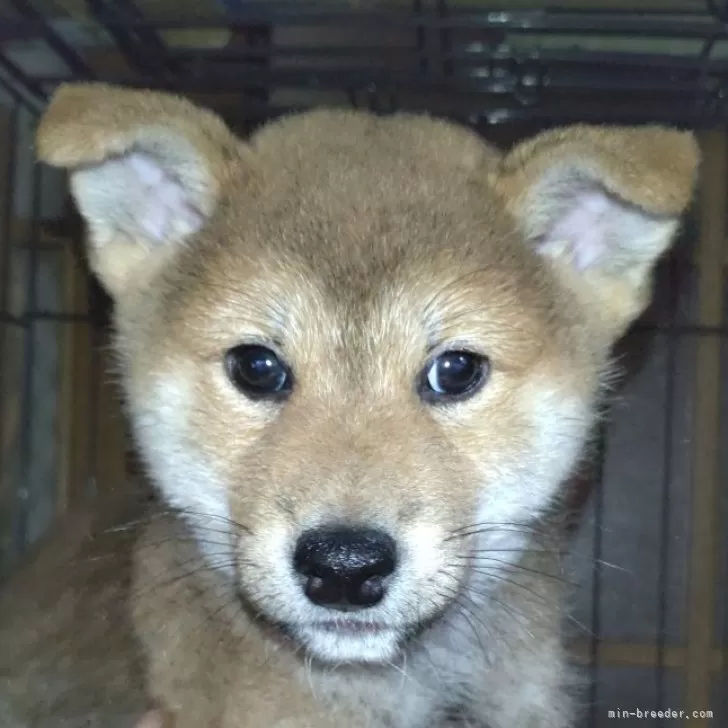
(293, 527), (397, 611)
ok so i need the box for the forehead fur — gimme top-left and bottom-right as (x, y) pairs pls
(137, 109), (575, 375)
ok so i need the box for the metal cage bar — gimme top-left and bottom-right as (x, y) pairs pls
(3, 2), (728, 124)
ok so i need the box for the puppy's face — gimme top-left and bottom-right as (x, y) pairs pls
(37, 86), (698, 664)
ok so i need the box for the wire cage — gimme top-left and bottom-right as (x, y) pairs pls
(0, 2), (726, 726)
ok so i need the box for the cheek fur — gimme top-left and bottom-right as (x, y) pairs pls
(131, 374), (236, 570)
(474, 380), (594, 524)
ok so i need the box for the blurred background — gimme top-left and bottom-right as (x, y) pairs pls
(0, 1), (726, 725)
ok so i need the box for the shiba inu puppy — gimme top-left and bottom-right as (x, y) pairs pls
(0, 84), (697, 728)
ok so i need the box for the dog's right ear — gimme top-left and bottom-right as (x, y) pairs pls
(36, 83), (242, 298)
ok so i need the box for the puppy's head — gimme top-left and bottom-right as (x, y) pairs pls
(37, 85), (698, 664)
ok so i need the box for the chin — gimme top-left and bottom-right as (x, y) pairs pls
(294, 621), (404, 664)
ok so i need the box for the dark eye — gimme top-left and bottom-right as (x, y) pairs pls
(225, 345), (292, 399)
(420, 350), (489, 402)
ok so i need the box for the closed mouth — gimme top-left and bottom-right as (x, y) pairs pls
(235, 588), (395, 642)
(309, 620), (391, 636)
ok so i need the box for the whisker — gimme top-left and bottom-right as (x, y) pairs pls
(461, 547), (627, 575)
(463, 579), (594, 638)
(464, 547), (563, 555)
(140, 535), (235, 551)
(446, 527), (558, 551)
(433, 584), (492, 655)
(446, 521), (557, 540)
(104, 513), (245, 541)
(167, 507), (254, 534)
(132, 560), (238, 602)
(459, 557), (573, 586)
(460, 569), (555, 609)
(74, 535), (237, 566)
(435, 570), (531, 661)
(458, 578), (540, 634)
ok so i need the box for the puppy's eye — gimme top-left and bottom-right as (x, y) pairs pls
(225, 345), (292, 399)
(420, 350), (489, 402)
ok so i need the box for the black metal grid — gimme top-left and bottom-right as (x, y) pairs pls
(0, 2), (726, 726)
(3, 1), (728, 125)
(0, 78), (41, 571)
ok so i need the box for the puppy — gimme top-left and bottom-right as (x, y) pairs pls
(0, 84), (697, 727)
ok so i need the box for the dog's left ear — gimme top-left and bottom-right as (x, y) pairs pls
(492, 125), (699, 341)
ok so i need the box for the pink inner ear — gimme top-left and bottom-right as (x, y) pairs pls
(124, 151), (205, 243)
(537, 190), (612, 271)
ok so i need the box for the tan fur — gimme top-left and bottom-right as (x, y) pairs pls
(0, 487), (149, 727)
(491, 125), (698, 340)
(0, 84), (698, 728)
